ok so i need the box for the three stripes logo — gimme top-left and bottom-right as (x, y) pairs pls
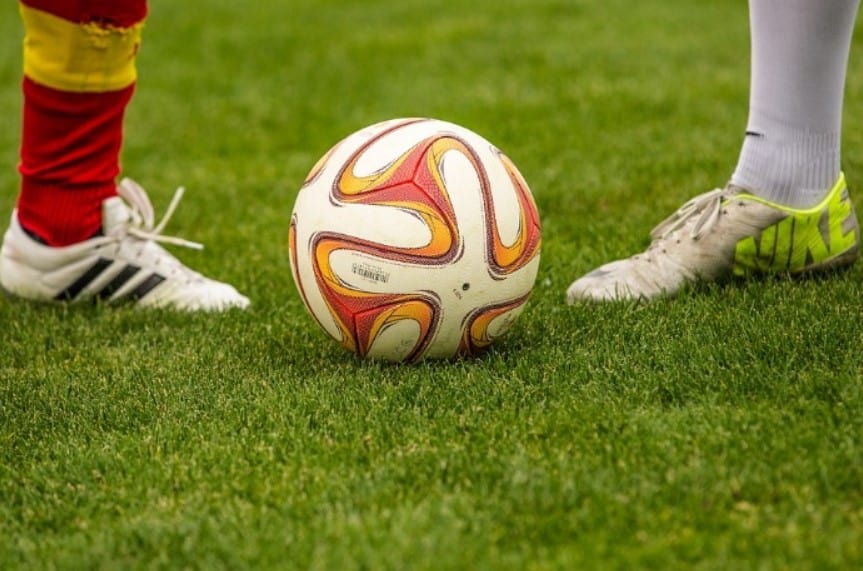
(54, 257), (166, 303)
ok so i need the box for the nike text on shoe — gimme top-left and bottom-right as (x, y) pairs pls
(0, 178), (250, 311)
(567, 172), (859, 302)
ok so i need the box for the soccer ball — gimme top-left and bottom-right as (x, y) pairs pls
(288, 118), (541, 362)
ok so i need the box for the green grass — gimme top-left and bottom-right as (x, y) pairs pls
(1, 0), (862, 568)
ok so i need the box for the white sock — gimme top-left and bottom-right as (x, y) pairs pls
(731, 0), (860, 208)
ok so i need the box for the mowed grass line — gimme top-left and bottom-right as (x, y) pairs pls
(1, 0), (862, 569)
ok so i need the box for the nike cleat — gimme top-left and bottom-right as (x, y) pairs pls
(567, 172), (859, 302)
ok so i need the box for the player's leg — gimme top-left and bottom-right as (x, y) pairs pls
(567, 0), (860, 302)
(1, 0), (249, 310)
(15, 0), (146, 247)
(732, 0), (857, 208)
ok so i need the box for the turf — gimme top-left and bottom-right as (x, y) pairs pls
(1, 0), (862, 569)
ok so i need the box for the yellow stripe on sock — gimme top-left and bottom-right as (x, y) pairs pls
(20, 4), (143, 93)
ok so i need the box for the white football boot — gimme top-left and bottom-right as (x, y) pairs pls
(567, 173), (859, 302)
(0, 178), (250, 311)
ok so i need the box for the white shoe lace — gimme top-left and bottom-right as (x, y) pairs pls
(116, 178), (204, 250)
(649, 188), (727, 241)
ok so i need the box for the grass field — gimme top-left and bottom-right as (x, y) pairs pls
(1, 0), (862, 568)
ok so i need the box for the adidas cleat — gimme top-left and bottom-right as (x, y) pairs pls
(0, 178), (250, 311)
(567, 172), (860, 302)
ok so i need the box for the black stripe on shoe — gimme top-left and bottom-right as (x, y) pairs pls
(96, 264), (140, 301)
(54, 258), (113, 301)
(127, 273), (166, 302)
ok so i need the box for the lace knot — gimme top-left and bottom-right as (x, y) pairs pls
(650, 188), (726, 241)
(117, 178), (204, 250)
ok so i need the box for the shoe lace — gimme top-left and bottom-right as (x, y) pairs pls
(116, 178), (204, 250)
(649, 188), (727, 241)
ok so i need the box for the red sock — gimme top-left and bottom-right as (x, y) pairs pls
(16, 0), (147, 247)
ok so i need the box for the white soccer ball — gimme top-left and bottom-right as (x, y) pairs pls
(288, 118), (541, 362)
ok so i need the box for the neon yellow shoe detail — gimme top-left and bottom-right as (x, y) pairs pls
(567, 173), (859, 302)
(732, 173), (859, 275)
